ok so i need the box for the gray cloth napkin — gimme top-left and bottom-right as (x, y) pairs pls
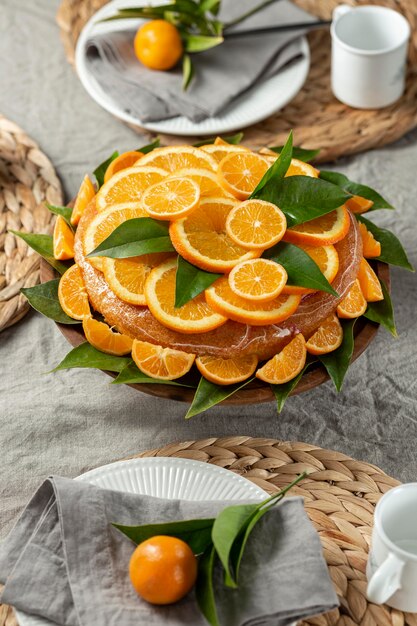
(0, 476), (338, 626)
(84, 0), (316, 122)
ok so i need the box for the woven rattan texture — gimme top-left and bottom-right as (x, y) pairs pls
(0, 115), (63, 332)
(2, 438), (415, 626)
(56, 0), (417, 162)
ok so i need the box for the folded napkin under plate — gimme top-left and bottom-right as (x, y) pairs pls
(84, 0), (316, 123)
(0, 476), (338, 626)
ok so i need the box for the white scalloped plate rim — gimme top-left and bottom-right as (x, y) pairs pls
(75, 0), (310, 136)
(16, 457), (268, 626)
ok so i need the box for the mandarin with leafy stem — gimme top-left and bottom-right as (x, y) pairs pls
(129, 535), (197, 605)
(134, 20), (183, 71)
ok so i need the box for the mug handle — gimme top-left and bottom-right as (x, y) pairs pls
(332, 4), (351, 21)
(367, 553), (405, 605)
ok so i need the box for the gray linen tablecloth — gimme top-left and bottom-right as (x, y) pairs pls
(0, 0), (416, 539)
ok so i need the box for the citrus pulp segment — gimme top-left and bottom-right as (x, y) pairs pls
(225, 199), (287, 249)
(141, 176), (200, 220)
(53, 216), (74, 260)
(228, 259), (287, 302)
(195, 354), (258, 385)
(58, 264), (90, 320)
(306, 314), (343, 355)
(132, 340), (195, 380)
(256, 333), (307, 384)
(82, 317), (133, 355)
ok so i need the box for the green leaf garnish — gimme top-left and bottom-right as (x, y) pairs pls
(196, 546), (220, 626)
(318, 319), (356, 391)
(45, 203), (73, 227)
(264, 242), (338, 296)
(271, 356), (316, 413)
(21, 279), (80, 325)
(185, 376), (253, 418)
(319, 170), (394, 210)
(175, 256), (221, 307)
(87, 217), (175, 259)
(112, 361), (195, 387)
(137, 138), (160, 154)
(357, 215), (414, 271)
(269, 145), (320, 163)
(52, 342), (130, 373)
(198, 0), (221, 15)
(114, 518), (215, 555)
(251, 130), (293, 197)
(183, 33), (223, 53)
(364, 279), (397, 337)
(182, 53), (195, 90)
(194, 132), (244, 146)
(9, 231), (69, 275)
(252, 176), (351, 227)
(93, 151), (119, 188)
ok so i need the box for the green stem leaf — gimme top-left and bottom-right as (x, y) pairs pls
(319, 171), (394, 210)
(87, 217), (175, 259)
(318, 319), (356, 391)
(182, 53), (195, 90)
(269, 145), (320, 163)
(113, 518), (215, 555)
(251, 130), (293, 197)
(357, 215), (414, 271)
(252, 177), (351, 227)
(185, 376), (253, 418)
(52, 342), (130, 373)
(183, 33), (223, 53)
(195, 545), (220, 626)
(264, 241), (338, 296)
(175, 256), (221, 307)
(21, 279), (80, 325)
(93, 151), (119, 189)
(10, 231), (69, 275)
(364, 279), (397, 337)
(137, 138), (160, 154)
(112, 361), (196, 387)
(45, 203), (73, 227)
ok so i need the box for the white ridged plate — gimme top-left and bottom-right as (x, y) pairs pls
(17, 457), (267, 626)
(75, 0), (310, 136)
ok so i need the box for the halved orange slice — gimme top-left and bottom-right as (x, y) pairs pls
(174, 168), (234, 198)
(141, 177), (200, 220)
(71, 175), (95, 226)
(58, 264), (90, 320)
(357, 258), (383, 302)
(256, 333), (306, 384)
(102, 253), (173, 305)
(53, 216), (74, 260)
(306, 315), (343, 355)
(136, 146), (217, 173)
(196, 354), (258, 385)
(217, 152), (270, 200)
(205, 277), (300, 325)
(283, 206), (350, 246)
(282, 244), (339, 295)
(169, 197), (259, 273)
(96, 166), (167, 211)
(228, 259), (287, 302)
(346, 195), (373, 214)
(82, 317), (133, 355)
(262, 156), (319, 178)
(83, 203), (148, 271)
(104, 151), (143, 183)
(132, 339), (195, 380)
(200, 143), (250, 163)
(225, 199), (287, 249)
(144, 258), (227, 334)
(336, 279), (367, 318)
(358, 222), (381, 258)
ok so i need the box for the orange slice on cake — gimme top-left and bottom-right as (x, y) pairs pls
(357, 258), (383, 302)
(346, 195), (374, 214)
(144, 258), (227, 334)
(104, 151), (143, 183)
(217, 152), (270, 200)
(82, 317), (133, 355)
(58, 264), (90, 320)
(225, 199), (287, 249)
(53, 216), (74, 260)
(132, 340), (195, 380)
(228, 259), (287, 302)
(282, 244), (339, 295)
(135, 145), (217, 173)
(358, 222), (381, 258)
(195, 354), (258, 385)
(336, 279), (367, 318)
(306, 315), (343, 355)
(169, 197), (260, 273)
(256, 334), (307, 384)
(173, 168), (234, 198)
(141, 177), (200, 220)
(71, 175), (95, 226)
(96, 166), (167, 211)
(283, 206), (350, 246)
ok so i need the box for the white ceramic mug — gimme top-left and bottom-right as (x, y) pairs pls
(331, 4), (410, 108)
(367, 483), (417, 612)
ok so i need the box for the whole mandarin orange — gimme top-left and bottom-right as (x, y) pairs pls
(129, 535), (198, 605)
(134, 20), (183, 71)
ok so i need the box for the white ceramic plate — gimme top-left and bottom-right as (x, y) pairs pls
(75, 0), (310, 136)
(16, 457), (267, 626)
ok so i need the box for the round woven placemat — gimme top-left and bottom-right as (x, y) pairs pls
(2, 437), (417, 626)
(56, 0), (417, 162)
(0, 115), (63, 332)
